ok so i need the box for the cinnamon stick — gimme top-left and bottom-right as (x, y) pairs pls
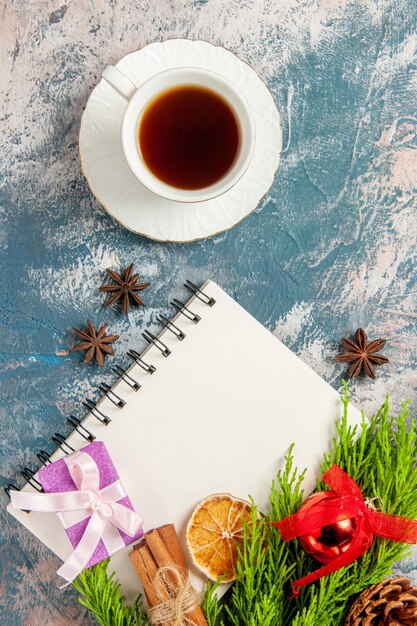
(148, 527), (207, 626)
(144, 528), (187, 606)
(130, 543), (160, 608)
(157, 524), (187, 569)
(130, 525), (208, 626)
(145, 528), (177, 567)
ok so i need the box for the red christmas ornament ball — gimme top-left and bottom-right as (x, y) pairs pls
(297, 490), (358, 564)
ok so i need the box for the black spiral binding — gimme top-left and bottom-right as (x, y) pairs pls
(113, 365), (141, 391)
(4, 483), (19, 498)
(185, 280), (216, 306)
(82, 399), (111, 425)
(171, 298), (201, 323)
(143, 330), (171, 357)
(67, 416), (95, 443)
(4, 483), (29, 513)
(21, 468), (44, 492)
(127, 349), (156, 373)
(37, 450), (52, 466)
(6, 281), (215, 504)
(98, 383), (126, 408)
(51, 433), (75, 454)
(157, 315), (186, 340)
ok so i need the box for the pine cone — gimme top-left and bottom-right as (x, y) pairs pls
(346, 577), (417, 625)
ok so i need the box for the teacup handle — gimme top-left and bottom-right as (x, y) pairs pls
(102, 65), (137, 101)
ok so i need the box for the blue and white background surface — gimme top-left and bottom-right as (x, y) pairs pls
(1, 1), (416, 623)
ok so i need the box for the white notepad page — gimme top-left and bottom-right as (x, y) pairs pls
(7, 280), (362, 601)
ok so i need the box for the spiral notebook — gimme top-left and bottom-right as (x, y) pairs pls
(6, 280), (362, 601)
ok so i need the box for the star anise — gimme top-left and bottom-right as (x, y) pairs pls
(336, 328), (389, 379)
(99, 264), (150, 316)
(72, 320), (119, 367)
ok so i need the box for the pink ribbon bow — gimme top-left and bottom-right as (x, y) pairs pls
(10, 450), (143, 585)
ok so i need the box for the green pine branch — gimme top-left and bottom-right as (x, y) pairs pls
(202, 578), (226, 626)
(73, 388), (417, 626)
(72, 559), (150, 626)
(209, 386), (417, 626)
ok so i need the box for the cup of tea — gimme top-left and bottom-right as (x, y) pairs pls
(102, 65), (256, 203)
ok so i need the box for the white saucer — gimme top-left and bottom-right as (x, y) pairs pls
(79, 39), (282, 242)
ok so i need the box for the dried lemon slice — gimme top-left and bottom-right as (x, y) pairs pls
(186, 493), (252, 582)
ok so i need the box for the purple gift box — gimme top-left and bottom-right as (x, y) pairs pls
(38, 440), (144, 569)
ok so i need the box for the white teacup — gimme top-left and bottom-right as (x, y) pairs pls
(102, 65), (256, 203)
